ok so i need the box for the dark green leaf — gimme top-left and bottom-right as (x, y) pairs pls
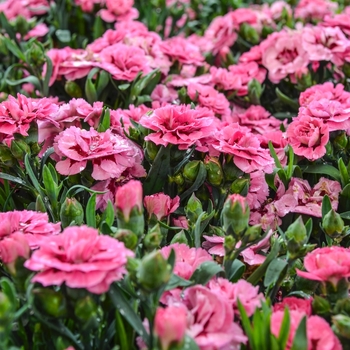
(305, 218), (313, 241)
(302, 165), (341, 182)
(278, 308), (291, 350)
(165, 274), (193, 291)
(264, 258), (288, 287)
(268, 141), (282, 169)
(321, 195), (332, 219)
(0, 173), (30, 189)
(3, 36), (25, 61)
(290, 316), (307, 350)
(98, 108), (111, 133)
(275, 88), (299, 111)
(43, 55), (53, 96)
(86, 194), (97, 228)
(338, 158), (349, 187)
(190, 261), (222, 285)
(225, 259), (246, 282)
(0, 277), (17, 309)
(56, 29), (71, 43)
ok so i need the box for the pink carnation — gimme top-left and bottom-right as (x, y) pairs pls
(0, 232), (30, 265)
(24, 23), (49, 40)
(286, 115), (329, 161)
(105, 0), (133, 15)
(273, 297), (313, 316)
(54, 126), (146, 181)
(0, 0), (49, 20)
(24, 226), (134, 294)
(144, 193), (180, 221)
(322, 10), (350, 37)
(0, 210), (61, 248)
(151, 85), (178, 108)
(212, 124), (275, 174)
(247, 170), (270, 210)
(183, 285), (247, 350)
(295, 0), (337, 21)
(297, 246), (350, 285)
(139, 105), (215, 150)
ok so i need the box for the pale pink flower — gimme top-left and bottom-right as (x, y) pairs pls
(160, 37), (205, 66)
(139, 105), (216, 150)
(144, 193), (180, 221)
(260, 30), (309, 84)
(98, 43), (151, 82)
(269, 1), (292, 20)
(99, 7), (138, 22)
(105, 0), (134, 15)
(187, 83), (230, 116)
(54, 126), (146, 181)
(230, 8), (260, 30)
(202, 235), (225, 256)
(172, 216), (189, 230)
(154, 305), (187, 350)
(286, 115), (329, 161)
(87, 29), (125, 54)
(0, 232), (30, 265)
(322, 10), (350, 37)
(0, 0), (48, 20)
(273, 297), (313, 316)
(297, 246), (350, 285)
(24, 226), (134, 294)
(115, 180), (143, 221)
(151, 85), (178, 108)
(208, 278), (265, 317)
(24, 23), (49, 40)
(212, 123), (275, 174)
(183, 285), (247, 350)
(0, 210), (61, 248)
(247, 170), (270, 210)
(295, 0), (337, 21)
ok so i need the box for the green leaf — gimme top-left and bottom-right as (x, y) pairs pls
(108, 284), (149, 345)
(86, 194), (97, 228)
(321, 195), (332, 219)
(3, 36), (26, 61)
(190, 261), (223, 285)
(0, 13), (16, 40)
(341, 183), (350, 199)
(275, 88), (299, 111)
(338, 158), (349, 187)
(183, 335), (200, 350)
(180, 162), (207, 201)
(225, 259), (246, 282)
(193, 210), (215, 248)
(6, 75), (41, 90)
(56, 29), (71, 43)
(268, 141), (282, 169)
(93, 16), (104, 40)
(43, 55), (53, 96)
(264, 258), (288, 287)
(287, 146), (294, 180)
(302, 164), (341, 182)
(237, 299), (256, 348)
(35, 195), (46, 213)
(0, 173), (30, 189)
(340, 211), (350, 220)
(278, 308), (291, 350)
(43, 165), (58, 203)
(0, 277), (18, 310)
(290, 316), (307, 350)
(103, 200), (115, 227)
(305, 218), (313, 241)
(98, 108), (111, 133)
(165, 274), (193, 291)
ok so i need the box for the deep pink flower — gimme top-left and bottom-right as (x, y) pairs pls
(212, 123), (275, 174)
(24, 225), (134, 294)
(0, 210), (61, 248)
(0, 232), (30, 265)
(297, 246), (350, 285)
(144, 193), (180, 221)
(54, 126), (145, 181)
(105, 0), (134, 16)
(273, 297), (313, 316)
(115, 180), (143, 221)
(286, 115), (329, 161)
(208, 278), (265, 317)
(183, 285), (247, 350)
(295, 0), (337, 21)
(154, 305), (187, 350)
(139, 105), (215, 150)
(98, 43), (151, 81)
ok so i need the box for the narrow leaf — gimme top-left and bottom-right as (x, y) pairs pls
(190, 261), (223, 285)
(321, 195), (332, 219)
(86, 194), (97, 228)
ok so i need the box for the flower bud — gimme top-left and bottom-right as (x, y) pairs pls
(183, 161), (201, 182)
(312, 295), (331, 316)
(334, 298), (350, 316)
(285, 217), (307, 257)
(155, 305), (187, 350)
(146, 141), (159, 161)
(334, 132), (348, 151)
(0, 144), (14, 166)
(204, 156), (223, 186)
(332, 315), (350, 339)
(248, 79), (263, 105)
(184, 193), (203, 224)
(33, 288), (67, 318)
(60, 198), (84, 228)
(230, 178), (249, 196)
(114, 229), (138, 250)
(137, 251), (171, 292)
(240, 23), (259, 44)
(144, 224), (163, 251)
(322, 209), (344, 238)
(74, 296), (100, 330)
(222, 194), (250, 238)
(65, 81), (83, 98)
(224, 235), (236, 256)
(10, 139), (31, 160)
(15, 16), (29, 36)
(170, 230), (188, 245)
(27, 43), (45, 66)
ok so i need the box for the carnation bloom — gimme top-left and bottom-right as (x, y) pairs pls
(246, 170), (270, 210)
(286, 115), (329, 161)
(0, 232), (30, 268)
(105, 0), (134, 15)
(24, 225), (134, 294)
(54, 126), (145, 181)
(139, 105), (215, 150)
(212, 124), (275, 174)
(183, 285), (247, 350)
(208, 278), (265, 317)
(144, 193), (180, 221)
(0, 210), (61, 248)
(296, 246), (350, 286)
(295, 0), (337, 21)
(273, 297), (313, 316)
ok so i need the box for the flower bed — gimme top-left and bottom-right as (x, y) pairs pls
(1, 0), (350, 349)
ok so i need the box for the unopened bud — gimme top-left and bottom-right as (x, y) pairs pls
(204, 156), (223, 186)
(183, 161), (201, 182)
(10, 139), (30, 160)
(332, 315), (350, 339)
(60, 198), (84, 228)
(322, 209), (345, 238)
(34, 288), (67, 318)
(65, 81), (83, 98)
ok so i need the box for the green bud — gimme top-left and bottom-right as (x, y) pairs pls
(223, 160), (244, 182)
(325, 141), (333, 156)
(137, 251), (171, 292)
(312, 295), (331, 316)
(144, 224), (162, 251)
(343, 62), (350, 78)
(60, 198), (84, 228)
(240, 23), (259, 44)
(126, 257), (141, 283)
(10, 139), (30, 160)
(248, 79), (263, 105)
(322, 209), (345, 238)
(262, 25), (274, 38)
(334, 132), (348, 151)
(332, 315), (350, 339)
(185, 193), (203, 224)
(224, 235), (236, 256)
(65, 81), (83, 98)
(242, 224), (262, 245)
(285, 217), (307, 257)
(230, 178), (249, 196)
(15, 16), (29, 36)
(114, 229), (138, 250)
(146, 141), (159, 161)
(74, 296), (100, 330)
(335, 298), (350, 316)
(0, 144), (15, 166)
(31, 142), (42, 156)
(169, 172), (184, 186)
(27, 43), (45, 66)
(204, 156), (223, 186)
(170, 230), (188, 244)
(34, 288), (67, 318)
(183, 161), (201, 182)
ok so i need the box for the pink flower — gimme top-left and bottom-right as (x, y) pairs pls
(172, 216), (189, 230)
(151, 85), (178, 108)
(54, 126), (145, 181)
(154, 305), (187, 350)
(208, 278), (264, 317)
(202, 235), (225, 256)
(0, 210), (61, 248)
(24, 23), (49, 40)
(212, 124), (275, 174)
(0, 0), (48, 20)
(144, 193), (180, 221)
(297, 246), (350, 285)
(271, 310), (342, 350)
(24, 225), (134, 294)
(105, 0), (134, 16)
(139, 105), (215, 151)
(269, 1), (292, 20)
(273, 297), (313, 316)
(323, 10), (350, 36)
(160, 37), (205, 66)
(295, 0), (337, 21)
(98, 43), (151, 82)
(260, 31), (309, 84)
(187, 83), (230, 116)
(247, 170), (270, 210)
(286, 115), (329, 161)
(0, 232), (30, 266)
(183, 285), (247, 350)
(115, 180), (143, 221)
